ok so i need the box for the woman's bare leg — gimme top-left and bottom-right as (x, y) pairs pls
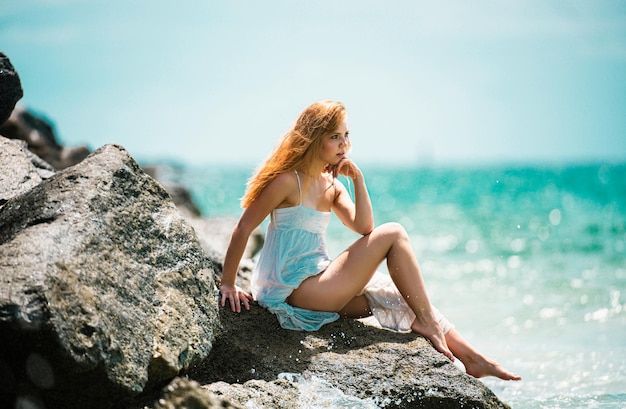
(339, 296), (521, 380)
(445, 329), (522, 380)
(288, 222), (454, 360)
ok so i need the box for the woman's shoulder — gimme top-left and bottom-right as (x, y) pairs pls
(272, 170), (298, 187)
(268, 171), (300, 207)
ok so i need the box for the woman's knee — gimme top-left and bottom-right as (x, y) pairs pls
(374, 222), (409, 241)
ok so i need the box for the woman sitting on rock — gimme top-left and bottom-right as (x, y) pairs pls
(220, 100), (521, 381)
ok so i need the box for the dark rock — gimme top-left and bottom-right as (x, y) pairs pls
(0, 52), (23, 125)
(0, 106), (90, 169)
(0, 144), (219, 409)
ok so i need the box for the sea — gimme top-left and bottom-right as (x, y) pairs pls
(171, 162), (625, 409)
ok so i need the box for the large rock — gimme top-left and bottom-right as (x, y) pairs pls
(0, 52), (23, 125)
(193, 305), (509, 409)
(0, 105), (90, 170)
(126, 303), (510, 409)
(0, 144), (219, 409)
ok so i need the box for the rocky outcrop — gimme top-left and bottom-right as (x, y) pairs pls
(198, 305), (508, 409)
(0, 143), (219, 409)
(126, 302), (509, 409)
(0, 52), (23, 125)
(0, 105), (90, 170)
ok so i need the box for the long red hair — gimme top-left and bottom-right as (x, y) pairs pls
(241, 100), (348, 208)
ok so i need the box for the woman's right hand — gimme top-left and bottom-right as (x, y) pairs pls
(220, 283), (253, 312)
(327, 157), (362, 181)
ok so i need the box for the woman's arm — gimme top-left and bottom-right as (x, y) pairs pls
(220, 172), (299, 312)
(331, 159), (374, 235)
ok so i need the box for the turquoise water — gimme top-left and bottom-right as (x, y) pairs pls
(175, 162), (626, 408)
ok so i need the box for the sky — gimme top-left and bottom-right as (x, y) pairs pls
(1, 0), (625, 166)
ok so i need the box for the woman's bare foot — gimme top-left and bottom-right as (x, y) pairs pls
(444, 328), (521, 380)
(411, 318), (455, 361)
(462, 355), (522, 380)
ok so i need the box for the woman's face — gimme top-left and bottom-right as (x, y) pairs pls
(319, 117), (350, 166)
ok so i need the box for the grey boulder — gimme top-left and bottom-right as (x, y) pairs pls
(0, 143), (219, 409)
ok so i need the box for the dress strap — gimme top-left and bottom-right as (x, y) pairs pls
(294, 170), (302, 205)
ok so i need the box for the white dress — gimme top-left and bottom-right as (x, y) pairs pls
(251, 171), (454, 334)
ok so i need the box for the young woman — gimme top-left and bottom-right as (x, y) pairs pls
(220, 100), (521, 380)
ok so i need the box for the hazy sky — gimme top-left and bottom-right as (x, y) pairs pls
(2, 0), (625, 166)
